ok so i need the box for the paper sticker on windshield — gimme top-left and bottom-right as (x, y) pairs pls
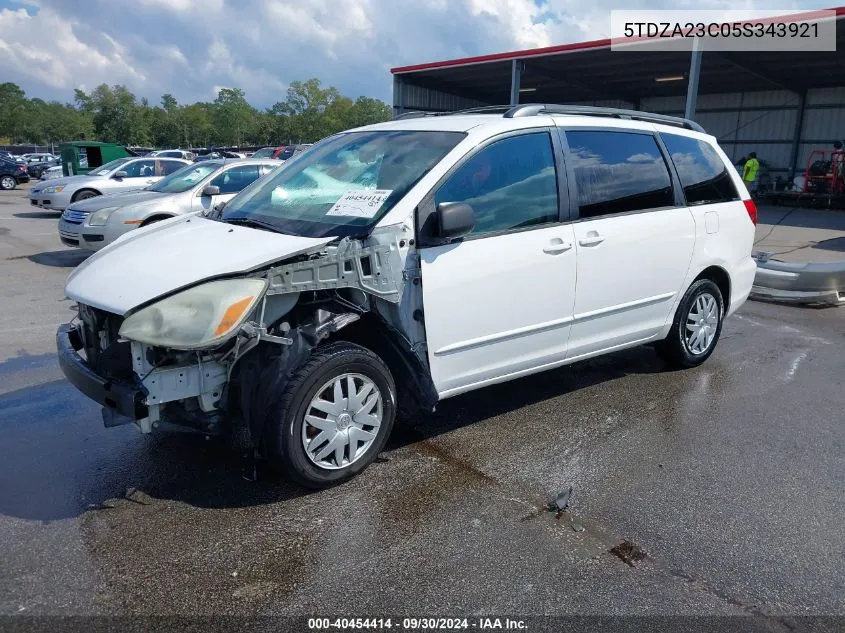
(326, 190), (392, 218)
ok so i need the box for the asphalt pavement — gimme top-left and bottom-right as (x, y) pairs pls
(1, 184), (844, 626)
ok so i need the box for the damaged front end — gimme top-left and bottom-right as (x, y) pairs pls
(58, 227), (436, 444)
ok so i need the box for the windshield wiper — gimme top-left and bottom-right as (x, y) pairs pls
(223, 217), (279, 233)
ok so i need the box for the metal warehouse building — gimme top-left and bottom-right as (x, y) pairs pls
(390, 8), (845, 181)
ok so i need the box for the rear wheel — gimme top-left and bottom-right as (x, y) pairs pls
(262, 342), (396, 488)
(656, 279), (724, 369)
(0, 176), (16, 190)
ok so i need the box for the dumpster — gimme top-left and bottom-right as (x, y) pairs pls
(59, 141), (136, 177)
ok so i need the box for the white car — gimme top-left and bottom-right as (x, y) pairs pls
(56, 105), (756, 488)
(28, 157), (190, 210)
(57, 159), (280, 250)
(148, 149), (196, 160)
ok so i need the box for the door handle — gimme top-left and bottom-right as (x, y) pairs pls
(578, 232), (605, 247)
(543, 239), (572, 255)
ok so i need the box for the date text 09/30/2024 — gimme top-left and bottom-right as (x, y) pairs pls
(308, 618), (528, 630)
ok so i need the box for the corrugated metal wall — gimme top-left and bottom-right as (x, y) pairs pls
(393, 77), (845, 177)
(393, 80), (488, 115)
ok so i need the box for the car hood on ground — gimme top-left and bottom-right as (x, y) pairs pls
(65, 215), (336, 315)
(67, 190), (166, 212)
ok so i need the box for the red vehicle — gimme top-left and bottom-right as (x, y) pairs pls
(251, 146), (287, 159)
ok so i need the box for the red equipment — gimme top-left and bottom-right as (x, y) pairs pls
(803, 149), (845, 194)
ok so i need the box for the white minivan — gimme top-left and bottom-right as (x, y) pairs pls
(57, 105), (757, 488)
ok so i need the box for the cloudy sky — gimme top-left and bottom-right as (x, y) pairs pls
(0, 0), (823, 108)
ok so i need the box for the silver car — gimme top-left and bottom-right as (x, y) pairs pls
(29, 156), (189, 211)
(40, 165), (63, 180)
(57, 159), (280, 251)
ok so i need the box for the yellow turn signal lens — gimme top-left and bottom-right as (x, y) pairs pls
(214, 296), (254, 336)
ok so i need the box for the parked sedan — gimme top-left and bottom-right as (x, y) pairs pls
(148, 149), (196, 160)
(0, 157), (30, 189)
(57, 159), (280, 250)
(20, 153), (56, 164)
(40, 165), (63, 180)
(251, 146), (287, 159)
(28, 156), (189, 210)
(27, 156), (61, 179)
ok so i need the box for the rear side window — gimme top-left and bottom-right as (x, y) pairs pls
(210, 165), (261, 194)
(661, 133), (740, 205)
(565, 130), (674, 218)
(160, 160), (186, 175)
(435, 132), (559, 236)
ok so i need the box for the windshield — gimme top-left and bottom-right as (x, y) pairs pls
(150, 162), (221, 193)
(89, 157), (132, 177)
(222, 131), (464, 238)
(251, 148), (275, 158)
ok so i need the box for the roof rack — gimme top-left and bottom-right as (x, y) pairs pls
(504, 104), (706, 133)
(394, 105), (516, 120)
(393, 111), (439, 120)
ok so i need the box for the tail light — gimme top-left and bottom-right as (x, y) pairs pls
(743, 199), (758, 225)
(18, 165), (27, 172)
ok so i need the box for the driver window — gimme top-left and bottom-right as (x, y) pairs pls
(434, 132), (559, 237)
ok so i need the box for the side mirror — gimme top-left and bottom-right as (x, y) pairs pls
(436, 202), (475, 241)
(112, 171), (128, 179)
(201, 184), (220, 197)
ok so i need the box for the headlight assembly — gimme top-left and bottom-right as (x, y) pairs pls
(43, 185), (65, 193)
(118, 278), (268, 349)
(87, 207), (119, 226)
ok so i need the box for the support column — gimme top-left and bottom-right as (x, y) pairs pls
(684, 38), (703, 120)
(789, 90), (807, 180)
(510, 60), (523, 106)
(393, 75), (404, 118)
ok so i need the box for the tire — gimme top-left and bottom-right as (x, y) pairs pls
(0, 176), (16, 190)
(72, 190), (98, 202)
(262, 341), (396, 488)
(656, 279), (724, 369)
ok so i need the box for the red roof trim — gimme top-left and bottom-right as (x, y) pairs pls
(390, 38), (612, 74)
(390, 6), (845, 75)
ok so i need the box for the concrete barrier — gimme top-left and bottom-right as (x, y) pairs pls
(751, 253), (845, 306)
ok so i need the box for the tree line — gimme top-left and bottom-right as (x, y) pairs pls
(0, 79), (393, 149)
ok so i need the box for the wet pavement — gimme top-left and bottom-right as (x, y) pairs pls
(1, 185), (844, 620)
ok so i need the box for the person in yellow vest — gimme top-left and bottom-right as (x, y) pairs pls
(742, 152), (760, 196)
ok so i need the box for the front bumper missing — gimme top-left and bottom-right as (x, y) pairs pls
(57, 323), (148, 420)
(58, 323), (230, 433)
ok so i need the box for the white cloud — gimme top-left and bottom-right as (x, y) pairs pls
(0, 0), (824, 109)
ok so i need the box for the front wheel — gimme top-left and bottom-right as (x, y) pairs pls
(72, 190), (98, 202)
(262, 342), (396, 488)
(656, 279), (724, 369)
(0, 176), (16, 190)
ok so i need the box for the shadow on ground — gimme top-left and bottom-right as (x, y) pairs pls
(0, 345), (668, 522)
(27, 249), (89, 267)
(14, 211), (62, 219)
(811, 236), (845, 253)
